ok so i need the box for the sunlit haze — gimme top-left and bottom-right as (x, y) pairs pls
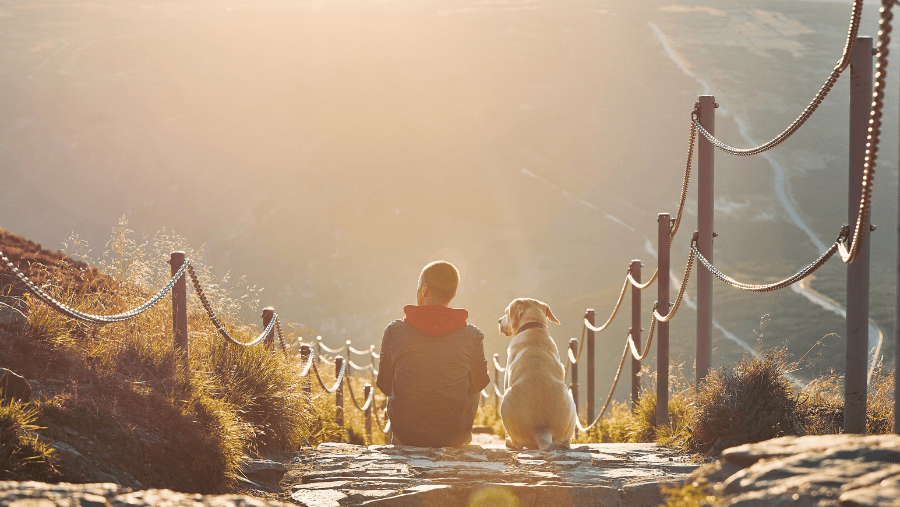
(2, 0), (898, 402)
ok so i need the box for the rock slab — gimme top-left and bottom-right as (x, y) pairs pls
(286, 442), (699, 507)
(0, 481), (296, 507)
(691, 434), (900, 506)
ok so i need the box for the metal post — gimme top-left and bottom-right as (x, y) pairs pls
(586, 309), (595, 424)
(657, 214), (671, 427)
(696, 95), (716, 388)
(301, 345), (312, 397)
(846, 36), (873, 434)
(364, 384), (373, 444)
(630, 261), (642, 410)
(345, 341), (353, 377)
(335, 356), (344, 428)
(170, 251), (188, 368)
(569, 338), (579, 419)
(262, 307), (275, 351)
(493, 352), (501, 412)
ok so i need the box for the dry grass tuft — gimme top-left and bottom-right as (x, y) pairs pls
(685, 348), (803, 453)
(0, 401), (60, 481)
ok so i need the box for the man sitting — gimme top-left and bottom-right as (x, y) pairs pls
(376, 261), (490, 447)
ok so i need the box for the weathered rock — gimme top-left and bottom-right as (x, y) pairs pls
(690, 434), (900, 506)
(0, 294), (28, 314)
(240, 459), (288, 484)
(0, 481), (297, 507)
(284, 442), (699, 507)
(0, 302), (29, 333)
(49, 442), (102, 484)
(0, 367), (32, 403)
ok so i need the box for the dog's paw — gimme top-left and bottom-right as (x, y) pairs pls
(505, 437), (523, 451)
(545, 442), (571, 452)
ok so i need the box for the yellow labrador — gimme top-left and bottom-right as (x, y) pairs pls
(498, 298), (576, 451)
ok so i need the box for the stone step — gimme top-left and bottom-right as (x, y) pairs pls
(287, 442), (701, 507)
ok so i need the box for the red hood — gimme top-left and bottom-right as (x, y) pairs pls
(403, 305), (469, 336)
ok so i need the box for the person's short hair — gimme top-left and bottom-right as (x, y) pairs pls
(419, 261), (459, 304)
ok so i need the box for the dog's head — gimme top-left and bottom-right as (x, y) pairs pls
(499, 298), (560, 337)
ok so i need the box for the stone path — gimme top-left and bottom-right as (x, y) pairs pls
(284, 442), (702, 507)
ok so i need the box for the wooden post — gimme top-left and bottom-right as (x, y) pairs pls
(316, 336), (323, 360)
(335, 356), (344, 428)
(569, 338), (579, 420)
(262, 307), (275, 352)
(586, 309), (595, 424)
(657, 214), (671, 427)
(630, 260), (642, 411)
(696, 95), (716, 388)
(301, 345), (312, 397)
(364, 384), (373, 445)
(846, 36), (873, 434)
(170, 251), (188, 368)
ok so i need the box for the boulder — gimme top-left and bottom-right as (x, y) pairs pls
(692, 434), (900, 506)
(0, 302), (29, 334)
(0, 294), (28, 314)
(240, 458), (288, 484)
(0, 367), (32, 403)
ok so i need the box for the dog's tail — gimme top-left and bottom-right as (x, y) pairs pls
(535, 430), (566, 452)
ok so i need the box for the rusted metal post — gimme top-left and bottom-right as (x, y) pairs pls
(364, 384), (373, 444)
(493, 352), (501, 412)
(262, 307), (275, 352)
(335, 356), (344, 428)
(630, 260), (642, 411)
(846, 36), (873, 434)
(657, 214), (671, 427)
(586, 309), (595, 424)
(569, 338), (579, 420)
(301, 345), (312, 397)
(696, 95), (716, 388)
(170, 251), (188, 368)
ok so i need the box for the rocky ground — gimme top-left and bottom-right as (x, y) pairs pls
(4, 433), (900, 506)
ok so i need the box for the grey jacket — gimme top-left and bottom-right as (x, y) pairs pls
(376, 320), (490, 447)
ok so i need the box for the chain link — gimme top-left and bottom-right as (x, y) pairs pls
(372, 402), (390, 434)
(345, 375), (374, 412)
(695, 233), (842, 293)
(0, 250), (186, 324)
(310, 358), (346, 393)
(492, 356), (506, 373)
(276, 317), (288, 353)
(841, 0), (893, 263)
(187, 264), (274, 347)
(692, 0), (863, 156)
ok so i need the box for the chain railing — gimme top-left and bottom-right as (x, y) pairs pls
(2, 0), (895, 446)
(1, 246), (389, 444)
(0, 250), (186, 324)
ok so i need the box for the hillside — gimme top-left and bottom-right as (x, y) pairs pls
(0, 227), (338, 493)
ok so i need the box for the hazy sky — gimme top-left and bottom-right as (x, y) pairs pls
(2, 0), (898, 397)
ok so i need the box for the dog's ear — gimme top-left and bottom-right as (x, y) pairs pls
(538, 300), (560, 325)
(509, 299), (526, 331)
